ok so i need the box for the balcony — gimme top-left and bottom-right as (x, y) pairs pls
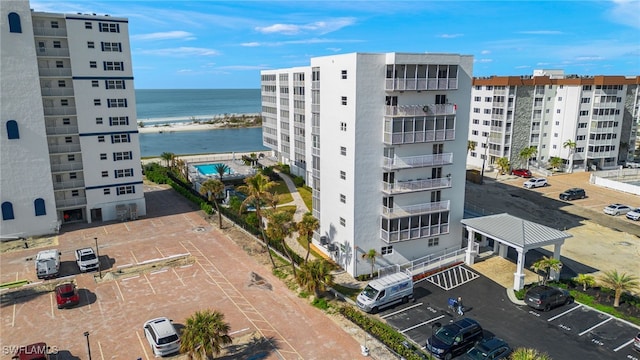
(382, 177), (452, 194)
(53, 179), (85, 190)
(380, 223), (450, 244)
(383, 129), (455, 145)
(382, 153), (453, 170)
(50, 162), (83, 173)
(382, 200), (450, 219)
(385, 104), (456, 117)
(33, 27), (68, 37)
(385, 78), (458, 91)
(43, 107), (76, 116)
(36, 47), (70, 57)
(48, 143), (81, 154)
(587, 150), (617, 158)
(490, 126), (503, 132)
(41, 88), (74, 97)
(39, 68), (72, 77)
(55, 197), (87, 208)
(46, 126), (79, 135)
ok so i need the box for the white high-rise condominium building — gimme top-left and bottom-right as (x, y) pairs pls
(467, 70), (640, 172)
(1, 1), (145, 239)
(262, 53), (473, 277)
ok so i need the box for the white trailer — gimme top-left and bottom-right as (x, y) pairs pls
(356, 272), (413, 313)
(35, 249), (60, 279)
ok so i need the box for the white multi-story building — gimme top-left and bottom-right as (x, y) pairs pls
(1, 1), (145, 239)
(262, 53), (473, 277)
(467, 70), (640, 172)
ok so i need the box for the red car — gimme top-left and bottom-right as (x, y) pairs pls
(511, 168), (532, 178)
(55, 282), (79, 309)
(12, 343), (48, 360)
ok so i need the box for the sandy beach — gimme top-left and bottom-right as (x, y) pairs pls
(137, 112), (260, 134)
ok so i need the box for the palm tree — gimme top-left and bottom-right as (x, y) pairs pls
(297, 212), (319, 263)
(361, 249), (380, 279)
(238, 173), (277, 267)
(180, 309), (232, 360)
(199, 179), (225, 229)
(296, 259), (334, 297)
(562, 139), (577, 173)
(467, 140), (477, 154)
(530, 256), (562, 286)
(160, 152), (175, 167)
(519, 146), (538, 170)
(549, 156), (563, 171)
(510, 348), (552, 360)
(214, 163), (230, 181)
(496, 157), (510, 176)
(599, 270), (639, 307)
(573, 273), (595, 291)
(265, 209), (297, 275)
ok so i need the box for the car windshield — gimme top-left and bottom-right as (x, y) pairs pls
(61, 290), (75, 297)
(465, 347), (489, 360)
(81, 253), (96, 261)
(158, 334), (179, 345)
(434, 325), (457, 345)
(361, 285), (378, 300)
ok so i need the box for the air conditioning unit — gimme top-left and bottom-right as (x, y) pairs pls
(327, 243), (338, 252)
(320, 236), (328, 245)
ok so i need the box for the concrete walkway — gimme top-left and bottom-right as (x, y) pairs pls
(273, 169), (314, 260)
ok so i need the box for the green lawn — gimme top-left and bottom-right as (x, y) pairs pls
(270, 180), (293, 204)
(297, 186), (313, 211)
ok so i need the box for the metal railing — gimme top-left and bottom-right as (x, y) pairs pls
(43, 107), (76, 116)
(48, 143), (81, 153)
(41, 88), (74, 97)
(46, 126), (78, 135)
(33, 27), (68, 36)
(382, 200), (450, 218)
(37, 47), (70, 57)
(38, 68), (72, 77)
(385, 78), (458, 91)
(383, 129), (455, 145)
(380, 224), (450, 243)
(382, 177), (452, 194)
(403, 248), (467, 278)
(50, 162), (83, 172)
(55, 197), (87, 208)
(384, 104), (456, 117)
(382, 153), (453, 170)
(53, 179), (85, 190)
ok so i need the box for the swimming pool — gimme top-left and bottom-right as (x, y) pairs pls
(194, 163), (235, 177)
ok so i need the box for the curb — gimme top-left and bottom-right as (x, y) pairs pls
(506, 288), (526, 305)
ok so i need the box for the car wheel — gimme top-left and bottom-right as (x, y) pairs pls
(372, 306), (379, 314)
(402, 296), (409, 304)
(544, 304), (551, 312)
(444, 353), (452, 360)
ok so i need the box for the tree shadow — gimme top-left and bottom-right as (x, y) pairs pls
(218, 335), (278, 360)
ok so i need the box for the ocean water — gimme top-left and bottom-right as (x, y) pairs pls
(135, 89), (267, 157)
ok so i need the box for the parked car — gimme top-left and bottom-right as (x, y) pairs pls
(12, 343), (49, 360)
(603, 204), (632, 216)
(559, 188), (586, 201)
(625, 208), (640, 221)
(524, 285), (572, 311)
(426, 318), (484, 360)
(634, 332), (640, 352)
(523, 178), (548, 189)
(75, 247), (99, 272)
(511, 168), (532, 178)
(460, 337), (512, 360)
(55, 282), (79, 309)
(143, 317), (180, 357)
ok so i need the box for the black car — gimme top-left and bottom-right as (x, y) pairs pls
(426, 318), (484, 360)
(524, 285), (572, 311)
(559, 188), (586, 201)
(460, 337), (512, 359)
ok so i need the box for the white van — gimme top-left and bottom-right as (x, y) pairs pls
(356, 272), (413, 313)
(35, 249), (61, 279)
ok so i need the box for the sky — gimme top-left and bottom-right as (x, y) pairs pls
(30, 0), (640, 89)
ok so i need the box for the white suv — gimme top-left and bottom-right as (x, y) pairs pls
(143, 317), (180, 356)
(523, 178), (548, 189)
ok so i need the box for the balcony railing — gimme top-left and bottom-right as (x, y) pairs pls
(383, 129), (455, 145)
(53, 179), (85, 190)
(385, 104), (456, 117)
(490, 126), (503, 132)
(46, 126), (79, 135)
(48, 143), (81, 154)
(39, 68), (72, 77)
(587, 151), (617, 158)
(43, 107), (76, 116)
(36, 47), (70, 57)
(41, 88), (74, 97)
(382, 177), (452, 194)
(50, 162), (83, 173)
(589, 127), (618, 134)
(382, 200), (450, 218)
(385, 78), (458, 91)
(33, 27), (68, 37)
(55, 197), (87, 208)
(380, 224), (450, 244)
(382, 153), (453, 170)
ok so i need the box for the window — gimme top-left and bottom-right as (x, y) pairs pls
(473, 108), (480, 113)
(107, 98), (127, 107)
(101, 42), (122, 52)
(109, 116), (129, 126)
(94, 99), (101, 106)
(34, 198), (46, 216)
(341, 96), (347, 105)
(103, 188), (111, 195)
(64, 136), (72, 143)
(87, 41), (95, 49)
(472, 119), (479, 124)
(578, 123), (587, 128)
(340, 171), (346, 180)
(381, 246), (393, 256)
(101, 171), (108, 177)
(92, 80), (99, 87)
(8, 12), (22, 33)
(85, 21), (92, 29)
(53, 41), (61, 48)
(555, 121), (560, 125)
(474, 96), (481, 102)
(556, 109), (561, 114)
(67, 154), (75, 161)
(482, 120), (490, 126)
(341, 70), (347, 79)
(69, 172), (77, 179)
(428, 238), (439, 247)
(100, 153), (107, 160)
(114, 151), (133, 161)
(90, 61), (97, 68)
(558, 97), (563, 101)
(103, 61), (124, 71)
(111, 134), (130, 143)
(58, 80), (66, 87)
(117, 185), (135, 195)
(6, 120), (20, 139)
(339, 194), (346, 203)
(60, 99), (69, 106)
(340, 146), (346, 156)
(339, 217), (346, 226)
(471, 130), (478, 136)
(96, 117), (103, 124)
(98, 135), (105, 142)
(105, 80), (126, 89)
(62, 118), (70, 125)
(1, 202), (15, 220)
(340, 122), (347, 131)
(51, 21), (59, 29)
(115, 168), (134, 178)
(56, 61), (64, 68)
(99, 22), (120, 33)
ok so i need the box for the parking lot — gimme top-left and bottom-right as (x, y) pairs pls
(0, 186), (365, 359)
(377, 266), (640, 359)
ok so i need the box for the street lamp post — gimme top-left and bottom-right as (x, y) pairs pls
(84, 331), (92, 360)
(480, 137), (489, 185)
(94, 237), (101, 279)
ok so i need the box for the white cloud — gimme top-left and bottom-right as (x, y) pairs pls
(515, 65), (531, 69)
(608, 0), (640, 28)
(517, 30), (563, 35)
(477, 59), (493, 63)
(255, 18), (356, 35)
(132, 31), (195, 41)
(177, 69), (193, 73)
(480, 50), (491, 55)
(326, 47), (342, 52)
(438, 34), (464, 39)
(139, 47), (219, 57)
(216, 65), (270, 71)
(241, 42), (261, 47)
(240, 38), (363, 47)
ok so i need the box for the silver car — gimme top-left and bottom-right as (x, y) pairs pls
(523, 178), (548, 189)
(143, 317), (180, 356)
(603, 204), (632, 216)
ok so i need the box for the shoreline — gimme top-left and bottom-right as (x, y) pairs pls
(138, 122), (261, 134)
(137, 112), (261, 134)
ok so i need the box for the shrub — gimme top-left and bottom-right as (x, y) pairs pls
(293, 176), (305, 187)
(312, 297), (329, 310)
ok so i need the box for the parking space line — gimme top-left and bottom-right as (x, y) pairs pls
(115, 280), (125, 301)
(380, 303), (423, 319)
(172, 268), (186, 287)
(130, 251), (139, 264)
(136, 330), (150, 360)
(123, 222), (130, 232)
(548, 304), (582, 321)
(613, 338), (635, 352)
(11, 303), (15, 327)
(230, 327), (251, 335)
(578, 317), (612, 336)
(50, 293), (54, 318)
(144, 274), (156, 294)
(155, 247), (165, 258)
(400, 315), (445, 333)
(122, 275), (139, 281)
(98, 341), (105, 360)
(150, 269), (167, 275)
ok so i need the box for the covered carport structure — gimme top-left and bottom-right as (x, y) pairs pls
(461, 213), (572, 290)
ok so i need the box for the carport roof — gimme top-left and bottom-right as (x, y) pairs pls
(461, 213), (572, 250)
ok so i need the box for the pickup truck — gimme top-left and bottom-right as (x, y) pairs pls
(75, 247), (99, 272)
